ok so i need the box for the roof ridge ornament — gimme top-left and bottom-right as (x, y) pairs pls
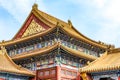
(0, 40), (7, 54)
(1, 45), (7, 54)
(32, 3), (38, 10)
(98, 41), (115, 49)
(56, 21), (63, 27)
(68, 19), (73, 28)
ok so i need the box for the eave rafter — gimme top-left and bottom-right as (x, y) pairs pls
(11, 42), (97, 61)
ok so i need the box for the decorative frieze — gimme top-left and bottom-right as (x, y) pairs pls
(22, 19), (46, 37)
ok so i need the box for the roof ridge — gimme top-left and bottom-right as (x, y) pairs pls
(33, 4), (69, 26)
(108, 48), (120, 54)
(32, 4), (114, 49)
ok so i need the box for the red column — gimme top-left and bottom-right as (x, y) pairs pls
(77, 73), (81, 80)
(87, 74), (93, 80)
(118, 76), (120, 80)
(0, 78), (5, 80)
(56, 66), (61, 80)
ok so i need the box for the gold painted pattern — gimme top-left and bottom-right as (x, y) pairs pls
(22, 20), (45, 37)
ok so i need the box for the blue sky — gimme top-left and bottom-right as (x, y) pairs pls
(0, 0), (120, 47)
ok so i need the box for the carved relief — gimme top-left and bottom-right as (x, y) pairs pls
(22, 20), (45, 37)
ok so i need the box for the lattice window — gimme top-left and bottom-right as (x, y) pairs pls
(72, 72), (77, 76)
(44, 71), (49, 76)
(51, 70), (56, 74)
(39, 72), (43, 76)
(61, 69), (65, 74)
(66, 71), (72, 76)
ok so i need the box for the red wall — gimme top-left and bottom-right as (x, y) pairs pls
(0, 78), (5, 80)
(118, 76), (120, 80)
(36, 66), (80, 80)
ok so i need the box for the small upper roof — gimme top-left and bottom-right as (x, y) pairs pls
(0, 4), (113, 50)
(80, 48), (120, 73)
(0, 46), (35, 76)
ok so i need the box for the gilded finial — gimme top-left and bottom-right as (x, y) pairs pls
(1, 40), (5, 46)
(68, 19), (72, 28)
(32, 3), (38, 10)
(19, 65), (22, 68)
(56, 22), (59, 26)
(1, 46), (7, 54)
(103, 51), (108, 56)
(2, 40), (5, 43)
(56, 22), (61, 27)
(87, 61), (90, 65)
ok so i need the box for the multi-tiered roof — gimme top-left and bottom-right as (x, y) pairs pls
(11, 42), (97, 61)
(0, 4), (114, 61)
(3, 4), (111, 48)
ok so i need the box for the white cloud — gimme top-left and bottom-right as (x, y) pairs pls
(0, 0), (46, 40)
(0, 0), (46, 23)
(68, 0), (120, 47)
(0, 0), (120, 47)
(0, 20), (14, 41)
(94, 0), (120, 47)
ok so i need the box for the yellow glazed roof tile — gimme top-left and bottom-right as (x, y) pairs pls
(12, 42), (97, 61)
(0, 4), (113, 50)
(0, 46), (35, 76)
(80, 48), (120, 73)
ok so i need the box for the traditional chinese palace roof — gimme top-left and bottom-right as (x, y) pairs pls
(0, 46), (35, 76)
(11, 42), (97, 61)
(0, 3), (115, 68)
(80, 48), (120, 73)
(0, 4), (113, 50)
